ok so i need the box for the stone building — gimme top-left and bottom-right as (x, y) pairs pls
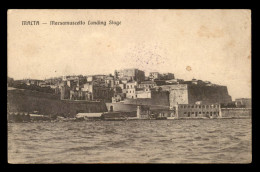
(138, 81), (156, 89)
(149, 72), (175, 80)
(115, 68), (145, 82)
(125, 81), (137, 99)
(235, 98), (251, 108)
(126, 88), (136, 99)
(60, 81), (70, 100)
(136, 88), (151, 99)
(82, 82), (93, 93)
(155, 84), (188, 109)
(149, 72), (162, 80)
(24, 79), (43, 86)
(93, 86), (114, 101)
(105, 76), (114, 88)
(161, 73), (175, 80)
(155, 83), (232, 109)
(177, 103), (221, 118)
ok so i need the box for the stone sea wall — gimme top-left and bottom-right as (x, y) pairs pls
(7, 88), (107, 117)
(221, 108), (251, 118)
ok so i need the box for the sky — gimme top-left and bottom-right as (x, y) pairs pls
(8, 9), (251, 100)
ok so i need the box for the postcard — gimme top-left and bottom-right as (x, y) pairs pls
(7, 9), (251, 164)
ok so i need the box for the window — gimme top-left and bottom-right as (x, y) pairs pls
(191, 106), (194, 108)
(199, 106), (201, 108)
(130, 91), (131, 93)
(199, 112), (201, 114)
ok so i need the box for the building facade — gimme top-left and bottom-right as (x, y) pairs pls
(138, 81), (156, 89)
(115, 69), (145, 82)
(177, 103), (221, 118)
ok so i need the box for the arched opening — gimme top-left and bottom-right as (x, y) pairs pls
(110, 106), (113, 112)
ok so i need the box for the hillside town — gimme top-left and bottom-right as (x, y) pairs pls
(7, 68), (251, 122)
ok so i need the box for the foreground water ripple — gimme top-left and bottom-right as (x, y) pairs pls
(8, 118), (251, 163)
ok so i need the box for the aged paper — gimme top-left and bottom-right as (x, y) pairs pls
(8, 9), (251, 164)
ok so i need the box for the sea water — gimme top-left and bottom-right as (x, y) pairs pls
(8, 118), (252, 163)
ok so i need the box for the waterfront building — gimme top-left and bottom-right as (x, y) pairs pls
(155, 83), (232, 109)
(235, 98), (251, 108)
(177, 103), (221, 118)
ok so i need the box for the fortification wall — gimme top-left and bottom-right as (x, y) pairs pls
(7, 88), (107, 117)
(188, 85), (232, 104)
(169, 85), (188, 107)
(156, 84), (188, 108)
(123, 91), (169, 107)
(105, 103), (137, 112)
(221, 108), (251, 118)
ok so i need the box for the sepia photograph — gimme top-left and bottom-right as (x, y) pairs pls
(7, 9), (251, 164)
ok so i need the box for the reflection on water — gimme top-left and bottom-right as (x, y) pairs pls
(8, 118), (252, 163)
